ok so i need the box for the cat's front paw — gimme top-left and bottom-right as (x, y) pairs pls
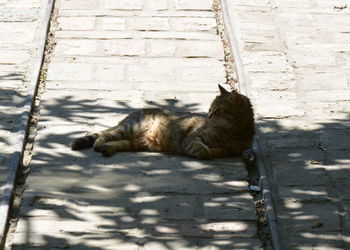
(193, 146), (212, 160)
(93, 138), (106, 152)
(99, 145), (114, 157)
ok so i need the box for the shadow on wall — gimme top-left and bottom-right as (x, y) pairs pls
(9, 94), (260, 249)
(257, 114), (350, 248)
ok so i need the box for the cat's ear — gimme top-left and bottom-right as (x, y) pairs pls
(218, 84), (229, 95)
(227, 90), (242, 104)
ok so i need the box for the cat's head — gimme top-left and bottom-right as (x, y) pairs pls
(208, 85), (254, 130)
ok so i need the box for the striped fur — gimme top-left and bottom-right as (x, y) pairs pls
(71, 85), (255, 159)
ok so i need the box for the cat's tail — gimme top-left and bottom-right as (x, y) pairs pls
(70, 134), (97, 150)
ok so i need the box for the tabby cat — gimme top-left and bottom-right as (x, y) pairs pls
(71, 85), (255, 159)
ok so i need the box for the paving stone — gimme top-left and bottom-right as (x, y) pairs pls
(97, 17), (126, 31)
(278, 186), (330, 202)
(288, 232), (345, 250)
(176, 66), (225, 82)
(128, 17), (170, 31)
(127, 64), (174, 82)
(101, 39), (146, 56)
(54, 39), (98, 56)
(0, 8), (39, 21)
(175, 0), (213, 10)
(55, 30), (134, 39)
(282, 202), (341, 232)
(142, 221), (257, 238)
(176, 40), (224, 58)
(173, 17), (217, 31)
(60, 0), (98, 10)
(0, 22), (36, 42)
(94, 64), (125, 81)
(46, 63), (93, 81)
(57, 16), (95, 31)
(148, 0), (168, 10)
(0, 50), (30, 64)
(148, 40), (177, 57)
(103, 0), (143, 10)
(198, 238), (263, 250)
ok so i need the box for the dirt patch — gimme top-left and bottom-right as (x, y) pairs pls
(213, 0), (238, 91)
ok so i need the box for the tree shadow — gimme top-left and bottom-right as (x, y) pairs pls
(0, 86), (27, 200)
(257, 115), (350, 249)
(8, 94), (262, 249)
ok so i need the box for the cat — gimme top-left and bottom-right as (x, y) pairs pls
(70, 85), (255, 160)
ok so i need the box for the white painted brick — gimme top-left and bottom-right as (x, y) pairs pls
(47, 63), (93, 81)
(176, 41), (224, 58)
(297, 71), (348, 90)
(104, 0), (143, 10)
(254, 100), (305, 118)
(148, 40), (176, 57)
(272, 0), (315, 8)
(289, 53), (337, 67)
(175, 0), (212, 10)
(148, 0), (168, 10)
(60, 0), (98, 10)
(99, 17), (126, 31)
(251, 90), (298, 100)
(57, 17), (95, 31)
(0, 50), (29, 64)
(0, 22), (35, 42)
(55, 31), (133, 40)
(129, 18), (170, 31)
(176, 66), (225, 82)
(242, 52), (290, 72)
(127, 65), (174, 82)
(305, 90), (350, 101)
(173, 18), (216, 31)
(275, 13), (313, 26)
(94, 65), (124, 81)
(139, 31), (218, 40)
(54, 39), (97, 55)
(248, 72), (296, 90)
(101, 40), (146, 56)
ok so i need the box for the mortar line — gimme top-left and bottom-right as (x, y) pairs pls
(0, 0), (55, 246)
(219, 0), (282, 249)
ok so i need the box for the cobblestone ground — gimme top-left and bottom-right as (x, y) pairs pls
(0, 0), (43, 199)
(226, 0), (350, 249)
(8, 0), (261, 249)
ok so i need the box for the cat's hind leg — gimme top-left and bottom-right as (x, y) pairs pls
(71, 133), (98, 150)
(99, 140), (141, 157)
(93, 127), (124, 152)
(71, 127), (123, 151)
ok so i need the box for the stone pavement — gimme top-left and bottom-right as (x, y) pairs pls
(6, 0), (262, 249)
(225, 0), (350, 249)
(0, 0), (44, 201)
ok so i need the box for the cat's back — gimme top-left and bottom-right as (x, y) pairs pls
(121, 108), (207, 152)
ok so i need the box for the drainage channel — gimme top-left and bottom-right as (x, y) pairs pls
(0, 0), (56, 247)
(216, 0), (282, 249)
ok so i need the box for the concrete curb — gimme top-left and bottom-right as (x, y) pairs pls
(219, 0), (282, 249)
(0, 0), (55, 245)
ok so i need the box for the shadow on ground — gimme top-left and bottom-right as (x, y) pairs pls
(3, 87), (350, 249)
(0, 81), (27, 197)
(9, 94), (260, 249)
(257, 115), (350, 249)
